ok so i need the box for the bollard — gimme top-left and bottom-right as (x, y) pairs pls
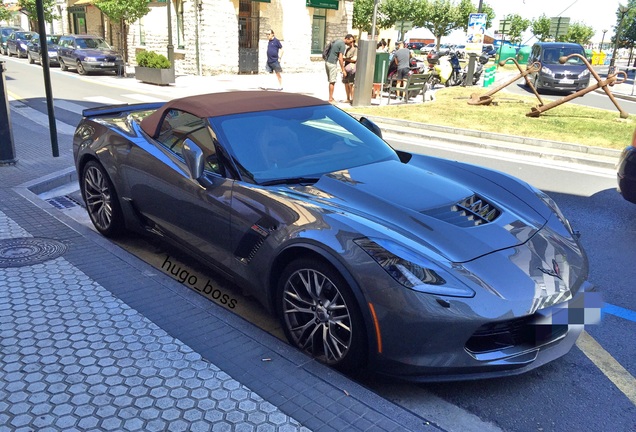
(482, 67), (490, 87)
(0, 61), (16, 165)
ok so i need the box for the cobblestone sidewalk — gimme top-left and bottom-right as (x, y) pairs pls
(0, 210), (309, 432)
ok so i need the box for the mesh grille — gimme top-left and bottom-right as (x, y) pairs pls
(423, 195), (501, 227)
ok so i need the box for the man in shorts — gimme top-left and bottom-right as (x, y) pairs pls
(265, 29), (284, 90)
(393, 41), (411, 99)
(324, 35), (349, 103)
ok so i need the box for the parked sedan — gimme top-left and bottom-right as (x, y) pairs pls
(74, 91), (592, 381)
(0, 26), (22, 55)
(6, 30), (36, 58)
(57, 34), (123, 75)
(27, 33), (62, 66)
(617, 133), (636, 204)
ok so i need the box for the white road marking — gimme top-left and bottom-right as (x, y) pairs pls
(52, 99), (87, 115)
(82, 96), (125, 105)
(10, 100), (76, 136)
(121, 93), (167, 103)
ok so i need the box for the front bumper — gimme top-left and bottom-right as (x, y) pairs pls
(536, 74), (589, 92)
(82, 60), (124, 72)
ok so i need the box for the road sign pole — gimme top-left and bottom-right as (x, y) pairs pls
(0, 61), (16, 165)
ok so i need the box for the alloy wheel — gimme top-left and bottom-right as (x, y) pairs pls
(282, 268), (353, 364)
(83, 165), (114, 232)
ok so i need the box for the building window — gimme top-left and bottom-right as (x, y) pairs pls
(176, 0), (184, 49)
(139, 17), (146, 45)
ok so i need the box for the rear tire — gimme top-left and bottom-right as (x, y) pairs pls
(81, 161), (125, 237)
(277, 257), (366, 371)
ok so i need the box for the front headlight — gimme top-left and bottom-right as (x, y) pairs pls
(541, 66), (554, 76)
(84, 56), (97, 62)
(579, 68), (590, 78)
(354, 238), (475, 298)
(19, 42), (27, 49)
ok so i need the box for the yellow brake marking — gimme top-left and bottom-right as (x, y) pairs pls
(576, 330), (636, 406)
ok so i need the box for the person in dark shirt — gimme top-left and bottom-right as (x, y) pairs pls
(265, 29), (284, 90)
(393, 41), (411, 99)
(325, 36), (349, 103)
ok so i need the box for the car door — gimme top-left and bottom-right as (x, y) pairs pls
(6, 32), (15, 55)
(124, 109), (235, 274)
(57, 36), (73, 64)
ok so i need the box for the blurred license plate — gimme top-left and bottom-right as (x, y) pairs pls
(101, 62), (115, 66)
(560, 79), (574, 84)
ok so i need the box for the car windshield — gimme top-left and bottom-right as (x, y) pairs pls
(47, 35), (60, 44)
(76, 38), (111, 49)
(16, 32), (34, 40)
(542, 48), (586, 65)
(210, 105), (400, 184)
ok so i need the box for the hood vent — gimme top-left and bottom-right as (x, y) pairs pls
(423, 194), (501, 227)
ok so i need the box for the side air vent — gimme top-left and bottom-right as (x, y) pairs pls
(423, 194), (501, 227)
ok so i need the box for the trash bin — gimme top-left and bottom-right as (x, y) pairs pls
(591, 51), (600, 65)
(495, 45), (517, 64)
(516, 45), (531, 64)
(585, 49), (593, 61)
(374, 52), (390, 84)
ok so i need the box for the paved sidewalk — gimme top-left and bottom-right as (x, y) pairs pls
(0, 112), (437, 431)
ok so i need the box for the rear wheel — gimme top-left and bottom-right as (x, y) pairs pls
(81, 161), (125, 237)
(277, 258), (366, 371)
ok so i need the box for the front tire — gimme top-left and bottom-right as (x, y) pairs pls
(81, 161), (125, 237)
(277, 258), (366, 371)
(77, 61), (87, 75)
(59, 59), (67, 71)
(28, 53), (34, 64)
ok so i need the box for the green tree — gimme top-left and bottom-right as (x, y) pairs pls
(352, 0), (392, 39)
(0, 5), (11, 24)
(456, 0), (495, 31)
(504, 13), (530, 45)
(382, 0), (416, 40)
(411, 0), (465, 49)
(560, 22), (594, 44)
(531, 14), (552, 42)
(17, 0), (58, 31)
(94, 0), (150, 63)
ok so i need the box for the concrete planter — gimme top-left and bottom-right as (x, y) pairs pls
(134, 66), (175, 85)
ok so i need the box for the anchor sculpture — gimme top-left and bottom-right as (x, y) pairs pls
(526, 53), (628, 119)
(468, 58), (544, 106)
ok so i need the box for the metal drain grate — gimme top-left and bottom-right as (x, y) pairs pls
(46, 194), (83, 209)
(0, 237), (68, 268)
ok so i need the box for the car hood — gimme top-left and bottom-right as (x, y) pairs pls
(289, 159), (546, 263)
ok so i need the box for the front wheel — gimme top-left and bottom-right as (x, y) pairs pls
(28, 53), (34, 64)
(59, 59), (67, 71)
(81, 161), (125, 237)
(77, 61), (87, 75)
(277, 258), (366, 371)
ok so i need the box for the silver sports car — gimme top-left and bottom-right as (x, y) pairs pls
(73, 91), (592, 381)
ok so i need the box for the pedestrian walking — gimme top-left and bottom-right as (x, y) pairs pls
(343, 35), (357, 103)
(265, 29), (284, 90)
(324, 36), (348, 103)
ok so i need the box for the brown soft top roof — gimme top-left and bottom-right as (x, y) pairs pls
(140, 91), (329, 139)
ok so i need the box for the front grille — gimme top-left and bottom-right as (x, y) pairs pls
(465, 315), (568, 354)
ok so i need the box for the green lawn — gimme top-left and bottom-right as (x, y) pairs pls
(347, 86), (635, 150)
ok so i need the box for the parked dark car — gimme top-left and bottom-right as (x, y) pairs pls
(482, 44), (497, 58)
(27, 33), (62, 66)
(73, 91), (592, 381)
(0, 26), (23, 56)
(527, 42), (590, 93)
(406, 42), (425, 51)
(57, 34), (123, 75)
(617, 131), (636, 204)
(6, 31), (37, 58)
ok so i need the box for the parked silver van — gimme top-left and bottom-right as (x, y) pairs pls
(527, 42), (590, 93)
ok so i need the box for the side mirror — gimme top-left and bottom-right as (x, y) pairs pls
(182, 138), (204, 180)
(359, 117), (382, 139)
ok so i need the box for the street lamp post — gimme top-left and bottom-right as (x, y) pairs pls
(167, 0), (175, 78)
(609, 4), (630, 73)
(600, 29), (607, 52)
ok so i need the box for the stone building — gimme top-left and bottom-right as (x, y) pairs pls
(44, 0), (353, 75)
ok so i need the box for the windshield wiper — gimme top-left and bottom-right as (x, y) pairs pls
(260, 177), (320, 186)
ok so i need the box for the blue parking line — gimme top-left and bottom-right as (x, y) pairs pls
(603, 303), (636, 323)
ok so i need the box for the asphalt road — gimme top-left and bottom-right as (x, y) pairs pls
(4, 56), (636, 432)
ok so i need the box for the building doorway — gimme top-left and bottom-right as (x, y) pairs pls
(238, 0), (259, 74)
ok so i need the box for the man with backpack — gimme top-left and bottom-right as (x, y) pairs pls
(323, 35), (351, 103)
